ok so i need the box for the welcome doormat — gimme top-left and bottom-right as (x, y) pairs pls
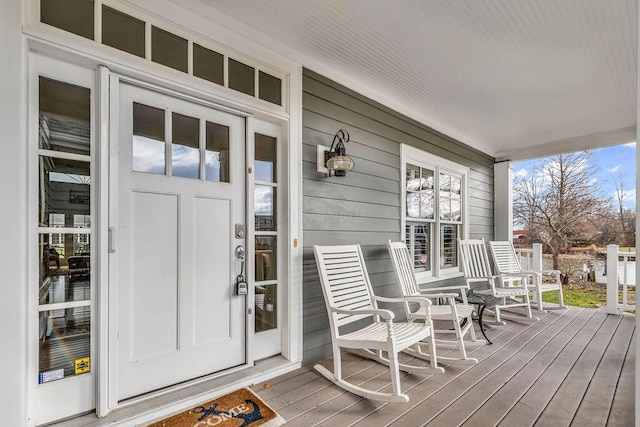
(146, 388), (285, 427)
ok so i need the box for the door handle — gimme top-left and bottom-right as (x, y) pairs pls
(108, 226), (116, 253)
(235, 245), (245, 259)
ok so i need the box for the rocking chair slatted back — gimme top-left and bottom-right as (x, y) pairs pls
(313, 245), (375, 327)
(458, 239), (493, 281)
(387, 241), (421, 297)
(489, 241), (522, 275)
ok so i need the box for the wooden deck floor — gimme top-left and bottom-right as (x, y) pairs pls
(252, 307), (635, 427)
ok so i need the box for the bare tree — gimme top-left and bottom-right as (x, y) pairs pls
(613, 177), (636, 247)
(514, 152), (607, 280)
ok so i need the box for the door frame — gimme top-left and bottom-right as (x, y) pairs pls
(25, 32), (302, 422)
(107, 71), (260, 409)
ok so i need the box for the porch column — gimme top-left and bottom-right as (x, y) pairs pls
(606, 245), (619, 315)
(493, 161), (513, 241)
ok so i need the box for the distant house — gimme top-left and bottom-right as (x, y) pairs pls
(512, 229), (530, 242)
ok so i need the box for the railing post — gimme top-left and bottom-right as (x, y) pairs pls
(606, 244), (619, 314)
(532, 243), (543, 272)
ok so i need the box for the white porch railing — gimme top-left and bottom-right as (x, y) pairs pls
(606, 245), (636, 314)
(515, 243), (543, 272)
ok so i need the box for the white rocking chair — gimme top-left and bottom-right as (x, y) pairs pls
(489, 240), (566, 312)
(313, 244), (444, 403)
(458, 239), (536, 323)
(387, 241), (485, 365)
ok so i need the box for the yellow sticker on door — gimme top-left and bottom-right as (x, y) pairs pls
(74, 357), (90, 375)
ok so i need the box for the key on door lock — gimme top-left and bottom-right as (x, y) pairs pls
(235, 245), (247, 295)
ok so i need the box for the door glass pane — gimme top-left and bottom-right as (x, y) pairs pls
(133, 103), (165, 174)
(39, 304), (91, 383)
(255, 284), (277, 332)
(39, 78), (91, 155)
(255, 186), (276, 231)
(255, 133), (277, 183)
(39, 234), (91, 298)
(440, 224), (459, 269)
(406, 223), (431, 272)
(205, 122), (230, 182)
(39, 158), (90, 227)
(255, 236), (277, 281)
(171, 112), (200, 179)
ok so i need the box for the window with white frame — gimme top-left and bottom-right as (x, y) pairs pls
(401, 144), (468, 281)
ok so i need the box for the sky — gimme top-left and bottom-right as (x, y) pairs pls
(513, 142), (637, 211)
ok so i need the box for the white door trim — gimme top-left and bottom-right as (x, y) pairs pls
(27, 53), (98, 426)
(106, 71), (256, 410)
(26, 39), (302, 420)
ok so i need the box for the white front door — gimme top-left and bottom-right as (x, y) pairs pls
(113, 82), (247, 400)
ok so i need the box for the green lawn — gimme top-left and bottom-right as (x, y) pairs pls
(542, 285), (635, 309)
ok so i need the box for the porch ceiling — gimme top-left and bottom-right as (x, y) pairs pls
(183, 0), (637, 160)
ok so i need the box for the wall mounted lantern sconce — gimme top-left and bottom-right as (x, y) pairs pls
(316, 129), (355, 177)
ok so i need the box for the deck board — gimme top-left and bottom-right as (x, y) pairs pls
(497, 310), (607, 427)
(572, 314), (636, 426)
(252, 307), (635, 427)
(392, 307), (583, 426)
(535, 314), (624, 426)
(460, 308), (598, 427)
(607, 325), (636, 426)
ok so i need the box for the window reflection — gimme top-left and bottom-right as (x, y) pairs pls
(255, 236), (277, 281)
(38, 236), (91, 382)
(205, 121), (229, 182)
(39, 77), (91, 156)
(133, 103), (165, 174)
(255, 284), (277, 332)
(440, 173), (462, 221)
(406, 164), (434, 219)
(255, 133), (277, 183)
(37, 76), (92, 384)
(39, 158), (90, 228)
(172, 112), (200, 179)
(39, 300), (91, 381)
(255, 186), (276, 231)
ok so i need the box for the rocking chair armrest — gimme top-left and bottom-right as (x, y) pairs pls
(540, 269), (561, 276)
(331, 306), (395, 320)
(420, 284), (469, 292)
(497, 272), (535, 280)
(519, 270), (543, 277)
(373, 295), (433, 308)
(418, 292), (458, 299)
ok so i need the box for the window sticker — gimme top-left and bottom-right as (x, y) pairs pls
(74, 357), (90, 375)
(39, 369), (64, 384)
